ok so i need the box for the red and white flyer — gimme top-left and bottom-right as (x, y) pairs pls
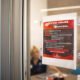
(42, 13), (77, 69)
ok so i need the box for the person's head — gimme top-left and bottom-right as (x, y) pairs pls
(31, 46), (40, 59)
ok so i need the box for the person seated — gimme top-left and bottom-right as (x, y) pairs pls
(30, 46), (62, 76)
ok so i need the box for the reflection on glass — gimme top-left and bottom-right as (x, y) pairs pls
(29, 0), (80, 80)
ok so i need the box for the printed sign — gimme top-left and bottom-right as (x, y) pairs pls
(43, 20), (74, 60)
(42, 13), (77, 69)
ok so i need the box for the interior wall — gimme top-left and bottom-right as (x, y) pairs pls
(30, 0), (47, 50)
(47, 0), (80, 15)
(48, 0), (80, 8)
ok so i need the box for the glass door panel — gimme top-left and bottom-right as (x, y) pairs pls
(27, 0), (80, 80)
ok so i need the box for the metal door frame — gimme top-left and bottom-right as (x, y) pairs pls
(23, 0), (31, 80)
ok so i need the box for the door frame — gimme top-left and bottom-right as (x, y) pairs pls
(23, 0), (30, 80)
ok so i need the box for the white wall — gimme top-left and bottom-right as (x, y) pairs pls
(30, 0), (47, 50)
